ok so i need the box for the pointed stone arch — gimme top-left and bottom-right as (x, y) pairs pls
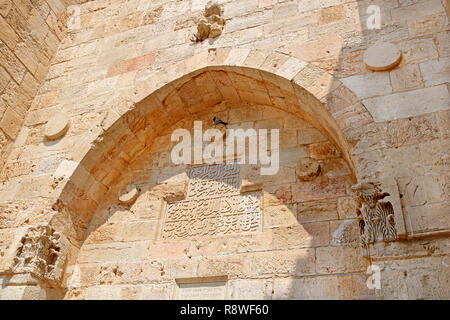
(50, 48), (373, 255)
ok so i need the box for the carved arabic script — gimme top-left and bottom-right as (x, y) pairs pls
(161, 163), (262, 239)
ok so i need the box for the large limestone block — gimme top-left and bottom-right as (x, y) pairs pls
(118, 185), (139, 205)
(0, 285), (47, 300)
(197, 254), (253, 278)
(368, 238), (449, 261)
(141, 283), (174, 300)
(341, 72), (392, 99)
(296, 157), (321, 181)
(185, 231), (273, 257)
(316, 246), (367, 274)
(330, 219), (360, 246)
(404, 202), (450, 236)
(84, 285), (122, 300)
(78, 242), (150, 264)
(0, 107), (21, 139)
(337, 274), (375, 300)
(364, 85), (449, 122)
(377, 255), (450, 300)
(419, 57), (450, 87)
(390, 64), (423, 92)
(292, 176), (347, 202)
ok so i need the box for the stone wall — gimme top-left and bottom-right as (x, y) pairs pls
(62, 104), (371, 300)
(0, 0), (77, 169)
(0, 0), (448, 299)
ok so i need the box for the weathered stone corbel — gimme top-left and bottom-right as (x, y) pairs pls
(5, 225), (69, 286)
(193, 1), (225, 42)
(352, 181), (400, 246)
(296, 157), (321, 181)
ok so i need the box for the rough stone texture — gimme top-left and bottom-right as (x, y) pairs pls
(296, 157), (321, 181)
(65, 105), (360, 299)
(0, 0), (448, 300)
(194, 1), (226, 41)
(1, 224), (69, 288)
(0, 0), (75, 168)
(44, 111), (69, 140)
(352, 182), (398, 245)
(364, 85), (449, 122)
(118, 185), (139, 205)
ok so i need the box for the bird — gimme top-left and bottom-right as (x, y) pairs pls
(213, 116), (228, 126)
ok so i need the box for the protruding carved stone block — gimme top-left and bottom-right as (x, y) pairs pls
(118, 185), (139, 205)
(194, 1), (225, 41)
(352, 182), (398, 245)
(205, 1), (222, 17)
(364, 42), (402, 71)
(240, 182), (263, 193)
(10, 225), (69, 285)
(296, 157), (321, 181)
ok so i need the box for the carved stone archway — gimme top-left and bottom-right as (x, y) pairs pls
(53, 48), (374, 242)
(2, 49), (377, 298)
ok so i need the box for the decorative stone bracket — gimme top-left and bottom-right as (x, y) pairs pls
(352, 180), (406, 246)
(193, 1), (226, 42)
(1, 225), (69, 287)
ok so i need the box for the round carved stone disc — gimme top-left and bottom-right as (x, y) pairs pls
(364, 42), (402, 71)
(119, 186), (139, 205)
(44, 112), (70, 141)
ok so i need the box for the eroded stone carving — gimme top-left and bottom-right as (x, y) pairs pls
(187, 163), (241, 199)
(193, 1), (225, 42)
(352, 182), (398, 245)
(364, 42), (402, 71)
(296, 157), (321, 181)
(161, 163), (262, 239)
(12, 225), (68, 284)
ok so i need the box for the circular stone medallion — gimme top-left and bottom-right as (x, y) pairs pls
(44, 112), (70, 140)
(296, 157), (321, 181)
(364, 42), (402, 71)
(119, 186), (139, 205)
